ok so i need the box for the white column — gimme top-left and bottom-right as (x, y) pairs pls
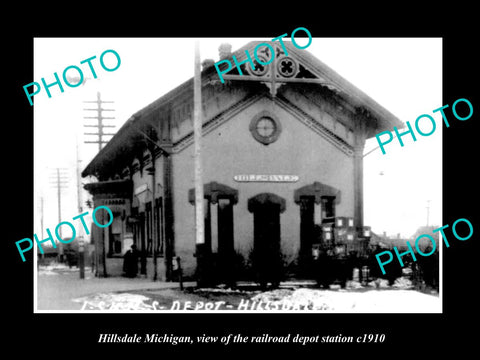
(314, 202), (322, 225)
(194, 40), (204, 245)
(211, 202), (218, 253)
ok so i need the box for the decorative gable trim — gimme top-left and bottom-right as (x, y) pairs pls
(220, 42), (336, 96)
(172, 91), (354, 157)
(274, 95), (355, 156)
(172, 93), (263, 153)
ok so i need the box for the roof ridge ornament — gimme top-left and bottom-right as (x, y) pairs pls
(213, 27), (313, 93)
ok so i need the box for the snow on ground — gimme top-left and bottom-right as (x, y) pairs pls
(246, 278), (439, 313)
(42, 266), (436, 313)
(250, 287), (440, 312)
(38, 269), (59, 276)
(38, 264), (86, 275)
(73, 293), (156, 310)
(70, 278), (440, 312)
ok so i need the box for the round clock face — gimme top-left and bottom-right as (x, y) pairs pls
(256, 117), (276, 137)
(250, 112), (281, 145)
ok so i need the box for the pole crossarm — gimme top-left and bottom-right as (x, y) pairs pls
(82, 91), (116, 152)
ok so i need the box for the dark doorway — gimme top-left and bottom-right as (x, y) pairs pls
(248, 193), (286, 288)
(129, 208), (145, 276)
(299, 196), (315, 274)
(217, 198), (235, 286)
(138, 212), (146, 275)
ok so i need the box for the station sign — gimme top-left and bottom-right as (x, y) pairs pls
(233, 174), (299, 183)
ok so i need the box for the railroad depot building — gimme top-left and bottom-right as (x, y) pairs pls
(82, 41), (402, 283)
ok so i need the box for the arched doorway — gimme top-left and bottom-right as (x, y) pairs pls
(248, 193), (286, 288)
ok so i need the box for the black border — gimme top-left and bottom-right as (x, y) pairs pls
(7, 9), (480, 355)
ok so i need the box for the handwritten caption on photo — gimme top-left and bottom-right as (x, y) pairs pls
(80, 298), (328, 311)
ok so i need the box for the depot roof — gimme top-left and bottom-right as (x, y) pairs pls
(82, 41), (403, 179)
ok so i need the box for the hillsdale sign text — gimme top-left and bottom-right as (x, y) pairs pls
(233, 175), (299, 183)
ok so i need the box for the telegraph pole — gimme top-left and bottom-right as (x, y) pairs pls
(49, 168), (69, 262)
(193, 41), (207, 287)
(76, 137), (86, 279)
(83, 91), (115, 277)
(83, 91), (115, 152)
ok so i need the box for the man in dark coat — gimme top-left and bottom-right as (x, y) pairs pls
(123, 244), (139, 278)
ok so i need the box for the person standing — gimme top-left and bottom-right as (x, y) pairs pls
(123, 244), (139, 278)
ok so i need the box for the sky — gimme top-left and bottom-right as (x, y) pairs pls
(33, 37), (442, 240)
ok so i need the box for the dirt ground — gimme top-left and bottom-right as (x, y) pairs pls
(37, 264), (440, 312)
(101, 280), (440, 312)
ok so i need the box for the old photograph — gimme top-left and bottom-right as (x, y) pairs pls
(33, 37), (442, 313)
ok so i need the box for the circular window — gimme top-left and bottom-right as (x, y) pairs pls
(249, 112), (281, 145)
(277, 56), (298, 78)
(247, 54), (270, 76)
